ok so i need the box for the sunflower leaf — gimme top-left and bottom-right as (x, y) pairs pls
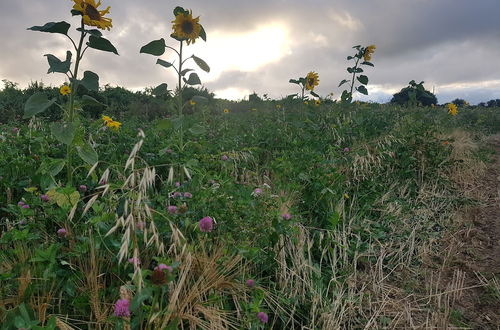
(23, 93), (57, 119)
(361, 61), (374, 67)
(44, 51), (72, 74)
(87, 36), (119, 55)
(173, 7), (188, 16)
(199, 25), (207, 42)
(192, 55), (210, 73)
(180, 69), (193, 77)
(357, 75), (369, 85)
(28, 21), (70, 35)
(140, 39), (166, 56)
(71, 9), (83, 16)
(183, 73), (201, 86)
(77, 28), (102, 37)
(310, 91), (320, 98)
(156, 59), (173, 68)
(152, 83), (169, 97)
(338, 79), (349, 87)
(50, 122), (77, 145)
(356, 85), (368, 95)
(79, 71), (99, 92)
(76, 142), (98, 165)
(82, 95), (106, 107)
(289, 79), (300, 85)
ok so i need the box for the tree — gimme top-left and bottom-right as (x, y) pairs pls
(390, 80), (437, 106)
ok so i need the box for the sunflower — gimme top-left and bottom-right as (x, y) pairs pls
(363, 45), (376, 62)
(305, 72), (319, 91)
(72, 0), (113, 31)
(315, 99), (321, 106)
(107, 120), (122, 130)
(223, 108), (230, 114)
(171, 10), (202, 45)
(102, 115), (113, 123)
(60, 85), (71, 95)
(447, 103), (458, 116)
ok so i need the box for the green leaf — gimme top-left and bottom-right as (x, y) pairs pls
(361, 61), (374, 67)
(357, 75), (369, 85)
(173, 7), (188, 16)
(180, 68), (193, 76)
(189, 124), (206, 135)
(152, 83), (169, 97)
(356, 85), (368, 95)
(45, 51), (72, 74)
(192, 55), (210, 72)
(82, 95), (106, 107)
(156, 119), (173, 131)
(199, 25), (207, 42)
(338, 79), (349, 87)
(156, 59), (173, 68)
(23, 93), (57, 118)
(140, 39), (166, 56)
(79, 71), (99, 91)
(347, 67), (354, 73)
(347, 56), (354, 60)
(28, 21), (70, 35)
(310, 91), (319, 98)
(289, 79), (300, 84)
(130, 288), (153, 312)
(87, 36), (119, 55)
(183, 73), (201, 86)
(341, 90), (352, 103)
(76, 142), (98, 165)
(76, 27), (102, 37)
(355, 67), (364, 73)
(45, 159), (66, 177)
(50, 122), (76, 145)
(71, 9), (82, 16)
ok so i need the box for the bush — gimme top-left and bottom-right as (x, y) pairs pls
(390, 80), (437, 106)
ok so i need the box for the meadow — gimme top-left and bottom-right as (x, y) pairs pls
(1, 2), (500, 329)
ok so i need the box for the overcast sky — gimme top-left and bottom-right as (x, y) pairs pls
(1, 0), (500, 104)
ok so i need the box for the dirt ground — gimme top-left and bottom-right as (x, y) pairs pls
(436, 135), (500, 329)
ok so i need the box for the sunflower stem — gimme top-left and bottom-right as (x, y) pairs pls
(348, 56), (361, 101)
(177, 40), (184, 152)
(66, 19), (86, 185)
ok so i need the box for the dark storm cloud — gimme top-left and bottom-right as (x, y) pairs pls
(1, 0), (499, 104)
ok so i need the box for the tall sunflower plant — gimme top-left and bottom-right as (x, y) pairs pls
(24, 0), (119, 184)
(140, 6), (209, 150)
(289, 71), (320, 101)
(339, 44), (375, 103)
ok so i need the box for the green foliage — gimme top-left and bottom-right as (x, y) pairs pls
(390, 80), (437, 106)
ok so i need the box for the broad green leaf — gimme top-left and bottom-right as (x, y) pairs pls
(156, 119), (172, 131)
(347, 67), (354, 73)
(87, 36), (119, 55)
(156, 59), (173, 68)
(140, 39), (166, 56)
(76, 27), (102, 37)
(356, 85), (368, 95)
(310, 91), (319, 98)
(130, 287), (153, 311)
(47, 189), (80, 209)
(45, 159), (66, 176)
(23, 93), (57, 118)
(289, 79), (300, 84)
(28, 21), (70, 35)
(152, 83), (169, 96)
(82, 95), (106, 106)
(180, 68), (193, 76)
(76, 142), (98, 165)
(71, 9), (82, 16)
(192, 55), (210, 72)
(355, 67), (364, 73)
(338, 79), (349, 87)
(347, 56), (354, 60)
(189, 124), (206, 135)
(341, 90), (352, 103)
(79, 71), (99, 91)
(45, 51), (72, 74)
(183, 72), (201, 85)
(173, 7), (188, 16)
(357, 75), (369, 85)
(361, 61), (374, 67)
(50, 122), (76, 145)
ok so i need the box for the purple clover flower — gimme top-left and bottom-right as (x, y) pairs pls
(221, 155), (229, 161)
(57, 228), (68, 238)
(246, 279), (255, 288)
(40, 194), (49, 202)
(22, 204), (30, 209)
(168, 205), (177, 214)
(114, 299), (131, 317)
(183, 192), (192, 198)
(79, 185), (87, 193)
(199, 216), (214, 232)
(257, 312), (269, 323)
(282, 213), (292, 220)
(155, 263), (173, 273)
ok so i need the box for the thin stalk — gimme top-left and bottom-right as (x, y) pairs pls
(66, 20), (87, 184)
(177, 41), (184, 151)
(348, 56), (361, 97)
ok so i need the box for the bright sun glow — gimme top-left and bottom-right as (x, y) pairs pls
(191, 23), (292, 81)
(213, 87), (251, 101)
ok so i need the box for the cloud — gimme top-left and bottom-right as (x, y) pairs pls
(1, 0), (499, 103)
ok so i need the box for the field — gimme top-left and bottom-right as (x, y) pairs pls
(1, 92), (499, 329)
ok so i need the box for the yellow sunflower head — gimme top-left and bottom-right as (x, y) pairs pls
(60, 85), (72, 96)
(305, 72), (319, 91)
(72, 0), (113, 31)
(315, 99), (321, 106)
(102, 115), (113, 123)
(189, 100), (196, 106)
(107, 120), (122, 130)
(223, 108), (230, 114)
(363, 45), (376, 62)
(171, 7), (204, 45)
(447, 103), (458, 116)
